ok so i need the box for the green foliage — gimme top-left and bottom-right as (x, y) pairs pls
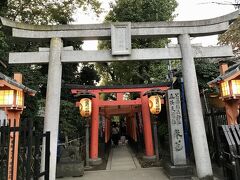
(0, 0), (8, 16)
(16, 64), (48, 119)
(97, 0), (178, 85)
(96, 60), (169, 85)
(59, 100), (85, 140)
(195, 59), (219, 90)
(61, 63), (100, 102)
(172, 59), (220, 93)
(105, 0), (177, 22)
(0, 31), (9, 73)
(6, 0), (102, 24)
(219, 16), (240, 54)
(76, 64), (100, 85)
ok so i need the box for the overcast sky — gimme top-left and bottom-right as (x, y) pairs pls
(74, 0), (237, 50)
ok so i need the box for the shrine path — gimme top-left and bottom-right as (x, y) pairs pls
(63, 145), (169, 180)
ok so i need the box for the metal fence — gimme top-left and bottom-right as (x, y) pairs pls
(205, 109), (227, 163)
(203, 106), (240, 179)
(217, 125), (240, 180)
(0, 119), (50, 180)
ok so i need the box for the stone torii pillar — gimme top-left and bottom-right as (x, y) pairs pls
(41, 37), (63, 180)
(178, 34), (212, 178)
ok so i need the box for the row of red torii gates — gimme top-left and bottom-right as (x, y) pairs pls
(71, 83), (170, 161)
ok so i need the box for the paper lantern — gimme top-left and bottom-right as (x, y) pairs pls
(220, 80), (240, 99)
(0, 90), (23, 108)
(79, 98), (92, 117)
(148, 95), (161, 114)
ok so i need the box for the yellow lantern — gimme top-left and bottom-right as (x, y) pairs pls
(79, 98), (92, 117)
(220, 79), (240, 99)
(0, 90), (24, 108)
(148, 95), (161, 114)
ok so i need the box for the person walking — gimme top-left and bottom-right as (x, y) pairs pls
(112, 123), (119, 146)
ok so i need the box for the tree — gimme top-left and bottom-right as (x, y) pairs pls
(219, 17), (240, 56)
(97, 0), (178, 85)
(171, 58), (220, 92)
(195, 59), (219, 90)
(77, 64), (100, 85)
(6, 0), (102, 24)
(59, 100), (85, 141)
(218, 1), (240, 56)
(0, 0), (7, 16)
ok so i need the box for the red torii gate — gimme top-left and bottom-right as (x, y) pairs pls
(71, 83), (170, 163)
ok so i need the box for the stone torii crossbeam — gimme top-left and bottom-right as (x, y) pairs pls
(1, 10), (239, 179)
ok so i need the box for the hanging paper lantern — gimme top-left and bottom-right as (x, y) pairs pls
(148, 95), (161, 114)
(79, 98), (92, 117)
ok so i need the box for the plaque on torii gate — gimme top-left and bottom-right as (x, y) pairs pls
(1, 10), (239, 179)
(111, 23), (131, 55)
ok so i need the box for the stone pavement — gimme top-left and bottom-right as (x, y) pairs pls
(59, 145), (223, 180)
(106, 145), (141, 170)
(62, 145), (169, 180)
(62, 167), (169, 180)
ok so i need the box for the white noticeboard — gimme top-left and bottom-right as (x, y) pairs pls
(166, 89), (187, 165)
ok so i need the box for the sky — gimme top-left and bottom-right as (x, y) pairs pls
(73, 0), (237, 50)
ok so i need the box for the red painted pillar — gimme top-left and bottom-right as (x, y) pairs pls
(225, 100), (239, 125)
(129, 115), (133, 139)
(108, 118), (111, 142)
(126, 117), (130, 136)
(131, 114), (136, 141)
(132, 115), (137, 142)
(117, 93), (124, 101)
(141, 92), (155, 157)
(7, 111), (21, 180)
(105, 116), (108, 143)
(105, 116), (111, 143)
(131, 110), (138, 142)
(90, 92), (100, 160)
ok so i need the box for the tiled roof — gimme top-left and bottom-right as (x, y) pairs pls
(0, 72), (36, 95)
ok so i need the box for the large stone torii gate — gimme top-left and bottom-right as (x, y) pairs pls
(1, 10), (239, 179)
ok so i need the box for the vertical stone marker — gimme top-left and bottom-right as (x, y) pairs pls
(164, 89), (193, 179)
(166, 89), (186, 165)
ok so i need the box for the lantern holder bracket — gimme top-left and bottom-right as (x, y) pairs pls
(143, 88), (165, 97)
(74, 90), (96, 99)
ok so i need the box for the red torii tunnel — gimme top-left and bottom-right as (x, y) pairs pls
(71, 83), (170, 162)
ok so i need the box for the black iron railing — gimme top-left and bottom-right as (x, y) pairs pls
(217, 125), (240, 180)
(204, 109), (240, 179)
(0, 119), (50, 180)
(205, 110), (227, 161)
